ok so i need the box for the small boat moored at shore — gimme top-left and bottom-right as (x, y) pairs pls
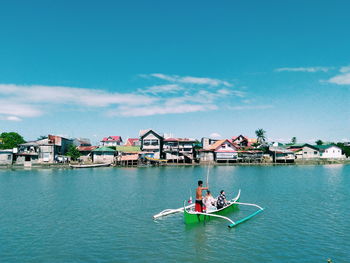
(69, 163), (111, 168)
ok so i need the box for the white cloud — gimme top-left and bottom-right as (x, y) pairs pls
(228, 105), (273, 110)
(112, 104), (217, 117)
(210, 132), (221, 139)
(340, 66), (350, 73)
(0, 115), (22, 121)
(149, 73), (232, 87)
(275, 67), (330, 73)
(140, 84), (183, 94)
(327, 73), (350, 85)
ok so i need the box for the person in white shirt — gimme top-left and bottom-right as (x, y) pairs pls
(203, 190), (216, 212)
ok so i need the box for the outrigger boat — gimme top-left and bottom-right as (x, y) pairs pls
(153, 190), (264, 228)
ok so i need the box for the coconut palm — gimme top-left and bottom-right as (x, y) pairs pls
(291, 137), (297, 144)
(255, 129), (266, 144)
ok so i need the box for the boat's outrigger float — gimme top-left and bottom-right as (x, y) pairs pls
(153, 190), (264, 228)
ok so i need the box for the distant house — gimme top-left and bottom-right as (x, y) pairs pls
(316, 145), (345, 159)
(125, 138), (140, 146)
(101, 136), (123, 147)
(92, 147), (116, 164)
(201, 137), (220, 150)
(73, 138), (92, 147)
(288, 144), (320, 159)
(232, 135), (257, 148)
(115, 145), (141, 166)
(199, 139), (238, 163)
(15, 135), (73, 164)
(163, 138), (196, 163)
(140, 130), (164, 159)
(268, 146), (295, 163)
(0, 149), (13, 165)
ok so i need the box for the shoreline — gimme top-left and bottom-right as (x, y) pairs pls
(1, 159), (350, 170)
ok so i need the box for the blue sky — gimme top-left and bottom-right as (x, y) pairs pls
(0, 0), (349, 144)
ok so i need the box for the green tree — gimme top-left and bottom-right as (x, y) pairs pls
(291, 137), (297, 144)
(66, 145), (81, 161)
(255, 128), (266, 144)
(0, 132), (25, 149)
(315, 140), (323, 145)
(37, 135), (48, 140)
(336, 143), (350, 157)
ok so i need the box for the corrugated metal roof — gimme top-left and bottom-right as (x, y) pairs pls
(92, 147), (116, 152)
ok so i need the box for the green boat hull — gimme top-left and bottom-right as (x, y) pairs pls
(184, 198), (240, 224)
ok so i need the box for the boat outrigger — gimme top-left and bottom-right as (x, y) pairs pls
(153, 190), (264, 228)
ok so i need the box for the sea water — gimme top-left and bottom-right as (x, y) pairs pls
(0, 165), (349, 262)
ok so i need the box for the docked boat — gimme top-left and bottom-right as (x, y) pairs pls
(69, 163), (111, 168)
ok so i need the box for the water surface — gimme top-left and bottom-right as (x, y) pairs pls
(0, 165), (349, 262)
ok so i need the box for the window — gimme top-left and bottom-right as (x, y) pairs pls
(314, 151), (317, 155)
(222, 145), (226, 149)
(7, 155), (11, 160)
(143, 139), (158, 146)
(304, 152), (307, 154)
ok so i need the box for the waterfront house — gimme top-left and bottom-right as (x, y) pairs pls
(140, 130), (164, 159)
(232, 135), (257, 148)
(15, 135), (73, 165)
(73, 138), (92, 147)
(0, 149), (13, 165)
(316, 144), (345, 159)
(101, 136), (123, 147)
(268, 146), (295, 163)
(77, 146), (98, 162)
(163, 138), (196, 163)
(115, 145), (141, 166)
(92, 147), (116, 164)
(199, 139), (238, 163)
(201, 137), (220, 150)
(288, 144), (320, 159)
(125, 138), (140, 146)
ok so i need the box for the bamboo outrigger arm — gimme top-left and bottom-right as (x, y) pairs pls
(227, 202), (264, 228)
(153, 203), (194, 219)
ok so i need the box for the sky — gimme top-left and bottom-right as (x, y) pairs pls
(0, 0), (349, 144)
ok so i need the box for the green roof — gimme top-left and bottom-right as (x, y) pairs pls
(116, 146), (141, 153)
(92, 147), (116, 152)
(314, 144), (336, 150)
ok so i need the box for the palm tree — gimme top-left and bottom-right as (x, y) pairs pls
(255, 129), (266, 144)
(291, 137), (297, 144)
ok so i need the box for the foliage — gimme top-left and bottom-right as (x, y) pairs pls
(37, 135), (48, 140)
(336, 143), (350, 157)
(315, 140), (323, 145)
(255, 128), (266, 144)
(0, 132), (25, 149)
(291, 137), (297, 144)
(66, 145), (81, 161)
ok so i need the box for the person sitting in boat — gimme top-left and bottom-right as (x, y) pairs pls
(216, 190), (227, 210)
(195, 180), (209, 212)
(203, 190), (216, 212)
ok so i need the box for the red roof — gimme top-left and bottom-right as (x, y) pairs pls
(101, 136), (122, 142)
(125, 138), (139, 146)
(77, 146), (98, 151)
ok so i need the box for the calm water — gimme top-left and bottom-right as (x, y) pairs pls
(0, 165), (349, 263)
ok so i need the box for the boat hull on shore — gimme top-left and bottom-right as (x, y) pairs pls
(69, 163), (111, 168)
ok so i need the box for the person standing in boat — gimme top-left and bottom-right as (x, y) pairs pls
(216, 190), (227, 210)
(195, 180), (209, 212)
(203, 190), (216, 212)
